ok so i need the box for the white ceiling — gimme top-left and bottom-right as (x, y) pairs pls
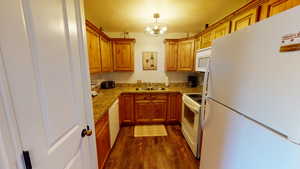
(84, 0), (250, 33)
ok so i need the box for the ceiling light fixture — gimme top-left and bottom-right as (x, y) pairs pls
(145, 13), (167, 36)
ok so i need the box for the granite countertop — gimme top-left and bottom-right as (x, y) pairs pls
(92, 85), (202, 124)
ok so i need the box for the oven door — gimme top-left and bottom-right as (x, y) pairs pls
(181, 101), (200, 157)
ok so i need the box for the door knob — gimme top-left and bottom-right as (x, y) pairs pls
(81, 125), (93, 138)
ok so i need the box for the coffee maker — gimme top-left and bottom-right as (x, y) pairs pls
(188, 76), (198, 88)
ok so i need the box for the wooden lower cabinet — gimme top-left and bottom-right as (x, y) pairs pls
(119, 94), (135, 125)
(95, 112), (111, 169)
(119, 93), (182, 125)
(135, 100), (167, 123)
(167, 93), (182, 123)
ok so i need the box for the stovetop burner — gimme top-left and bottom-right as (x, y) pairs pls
(186, 94), (202, 104)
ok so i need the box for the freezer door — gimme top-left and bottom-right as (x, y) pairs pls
(200, 99), (300, 169)
(209, 6), (300, 142)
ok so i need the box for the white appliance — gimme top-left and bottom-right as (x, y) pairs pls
(108, 99), (119, 147)
(182, 93), (202, 158)
(200, 6), (300, 169)
(195, 47), (211, 72)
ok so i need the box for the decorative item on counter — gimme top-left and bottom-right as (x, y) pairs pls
(165, 76), (169, 87)
(91, 90), (98, 97)
(142, 52), (157, 70)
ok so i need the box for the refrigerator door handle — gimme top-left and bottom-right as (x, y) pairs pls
(287, 137), (300, 146)
(207, 97), (300, 146)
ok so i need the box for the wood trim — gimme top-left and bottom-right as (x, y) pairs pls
(111, 38), (136, 43)
(85, 19), (111, 40)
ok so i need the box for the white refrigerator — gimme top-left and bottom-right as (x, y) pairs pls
(200, 6), (300, 169)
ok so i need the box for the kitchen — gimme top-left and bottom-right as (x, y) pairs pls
(0, 0), (300, 169)
(84, 0), (300, 169)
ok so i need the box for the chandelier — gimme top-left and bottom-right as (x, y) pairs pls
(145, 13), (167, 36)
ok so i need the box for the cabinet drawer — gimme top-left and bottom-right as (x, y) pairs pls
(135, 93), (168, 100)
(135, 94), (151, 100)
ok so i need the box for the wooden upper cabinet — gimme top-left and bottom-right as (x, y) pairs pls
(165, 41), (178, 71)
(231, 8), (258, 32)
(200, 31), (213, 49)
(194, 37), (202, 51)
(113, 39), (135, 72)
(269, 0), (293, 16)
(100, 36), (113, 72)
(86, 27), (101, 73)
(260, 0), (299, 20)
(212, 21), (231, 40)
(177, 39), (195, 71)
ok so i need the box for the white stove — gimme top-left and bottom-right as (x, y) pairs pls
(182, 93), (202, 159)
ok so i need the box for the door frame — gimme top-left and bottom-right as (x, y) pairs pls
(0, 0), (98, 169)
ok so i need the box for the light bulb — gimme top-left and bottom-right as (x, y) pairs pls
(146, 27), (151, 32)
(162, 26), (167, 31)
(154, 25), (158, 30)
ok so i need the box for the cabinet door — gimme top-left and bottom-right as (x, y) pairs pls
(135, 100), (167, 123)
(167, 93), (182, 123)
(151, 101), (167, 122)
(100, 37), (113, 72)
(200, 31), (213, 49)
(260, 0), (297, 20)
(86, 27), (101, 73)
(113, 41), (134, 71)
(212, 21), (231, 40)
(165, 41), (178, 71)
(268, 0), (293, 16)
(135, 100), (153, 123)
(177, 39), (195, 71)
(119, 94), (134, 125)
(231, 8), (258, 32)
(96, 121), (111, 169)
(194, 37), (202, 51)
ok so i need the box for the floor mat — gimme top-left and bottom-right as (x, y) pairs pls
(134, 125), (168, 137)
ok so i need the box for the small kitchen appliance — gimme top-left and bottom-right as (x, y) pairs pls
(100, 81), (115, 89)
(187, 76), (198, 88)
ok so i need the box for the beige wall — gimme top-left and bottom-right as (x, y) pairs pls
(91, 32), (203, 84)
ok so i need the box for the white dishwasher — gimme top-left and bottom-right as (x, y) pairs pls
(108, 99), (119, 147)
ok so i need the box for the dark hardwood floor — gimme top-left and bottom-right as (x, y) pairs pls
(104, 125), (200, 169)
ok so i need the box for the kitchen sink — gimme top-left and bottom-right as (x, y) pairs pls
(135, 87), (166, 91)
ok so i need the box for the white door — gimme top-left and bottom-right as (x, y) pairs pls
(0, 0), (96, 169)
